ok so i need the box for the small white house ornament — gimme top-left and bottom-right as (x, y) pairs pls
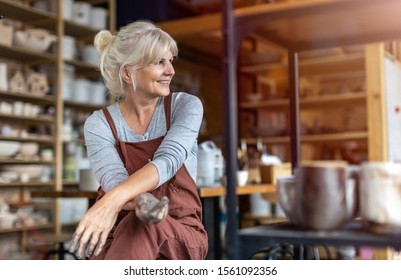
(9, 70), (27, 93)
(26, 71), (49, 96)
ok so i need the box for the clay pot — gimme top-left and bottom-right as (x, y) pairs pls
(277, 161), (359, 231)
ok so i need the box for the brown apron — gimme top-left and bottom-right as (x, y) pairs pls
(90, 94), (208, 260)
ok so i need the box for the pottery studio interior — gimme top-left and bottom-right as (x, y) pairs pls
(1, 0), (401, 261)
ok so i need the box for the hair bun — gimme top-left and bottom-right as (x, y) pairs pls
(94, 30), (114, 54)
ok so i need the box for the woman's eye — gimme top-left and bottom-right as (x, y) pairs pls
(155, 58), (174, 65)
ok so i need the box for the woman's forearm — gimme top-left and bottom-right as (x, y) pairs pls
(104, 163), (160, 211)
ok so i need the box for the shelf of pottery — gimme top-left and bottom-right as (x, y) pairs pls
(238, 41), (369, 165)
(0, 0), (114, 259)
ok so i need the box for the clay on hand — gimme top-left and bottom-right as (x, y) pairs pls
(135, 193), (169, 224)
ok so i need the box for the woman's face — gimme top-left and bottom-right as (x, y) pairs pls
(134, 50), (175, 97)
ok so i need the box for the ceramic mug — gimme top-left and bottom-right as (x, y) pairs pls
(278, 161), (359, 231)
(359, 161), (401, 234)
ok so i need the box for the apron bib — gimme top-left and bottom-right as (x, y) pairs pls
(91, 94), (208, 259)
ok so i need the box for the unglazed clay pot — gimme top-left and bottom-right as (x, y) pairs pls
(277, 161), (359, 231)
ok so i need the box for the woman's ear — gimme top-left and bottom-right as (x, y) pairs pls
(121, 65), (133, 84)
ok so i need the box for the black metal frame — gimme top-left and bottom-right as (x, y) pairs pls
(221, 0), (301, 260)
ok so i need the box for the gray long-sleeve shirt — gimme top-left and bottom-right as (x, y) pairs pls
(83, 92), (203, 192)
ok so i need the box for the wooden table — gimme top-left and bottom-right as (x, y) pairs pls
(198, 184), (275, 198)
(198, 184), (275, 260)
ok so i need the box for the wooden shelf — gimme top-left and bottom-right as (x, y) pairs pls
(243, 135), (290, 145)
(64, 58), (98, 72)
(240, 53), (365, 75)
(0, 0), (56, 25)
(0, 181), (55, 188)
(62, 139), (85, 145)
(243, 131), (368, 145)
(0, 113), (54, 123)
(159, 0), (401, 54)
(235, 0), (401, 51)
(0, 44), (56, 64)
(240, 98), (289, 110)
(0, 224), (54, 234)
(31, 190), (98, 200)
(64, 100), (105, 111)
(0, 91), (55, 105)
(300, 92), (366, 108)
(64, 59), (103, 79)
(62, 180), (79, 187)
(0, 135), (55, 144)
(198, 184), (275, 198)
(64, 19), (101, 39)
(240, 92), (366, 110)
(302, 131), (368, 142)
(0, 158), (54, 164)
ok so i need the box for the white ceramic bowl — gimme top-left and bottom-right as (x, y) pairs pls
(1, 165), (44, 180)
(0, 141), (20, 158)
(0, 171), (19, 183)
(13, 29), (56, 52)
(19, 142), (39, 157)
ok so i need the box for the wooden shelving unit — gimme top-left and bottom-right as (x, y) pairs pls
(0, 0), (115, 259)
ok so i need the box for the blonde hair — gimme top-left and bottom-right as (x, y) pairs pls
(94, 20), (178, 100)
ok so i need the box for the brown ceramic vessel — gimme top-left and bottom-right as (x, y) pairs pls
(277, 161), (359, 231)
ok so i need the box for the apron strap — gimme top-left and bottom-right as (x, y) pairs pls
(102, 108), (119, 140)
(102, 107), (127, 167)
(164, 94), (172, 131)
(102, 96), (172, 171)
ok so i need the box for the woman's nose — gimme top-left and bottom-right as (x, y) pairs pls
(165, 62), (175, 75)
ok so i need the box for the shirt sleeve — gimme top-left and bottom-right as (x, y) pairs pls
(83, 109), (129, 192)
(150, 92), (204, 187)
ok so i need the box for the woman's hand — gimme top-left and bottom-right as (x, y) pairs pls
(135, 193), (169, 224)
(68, 194), (121, 259)
(69, 164), (160, 258)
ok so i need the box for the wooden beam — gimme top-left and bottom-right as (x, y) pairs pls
(365, 44), (388, 161)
